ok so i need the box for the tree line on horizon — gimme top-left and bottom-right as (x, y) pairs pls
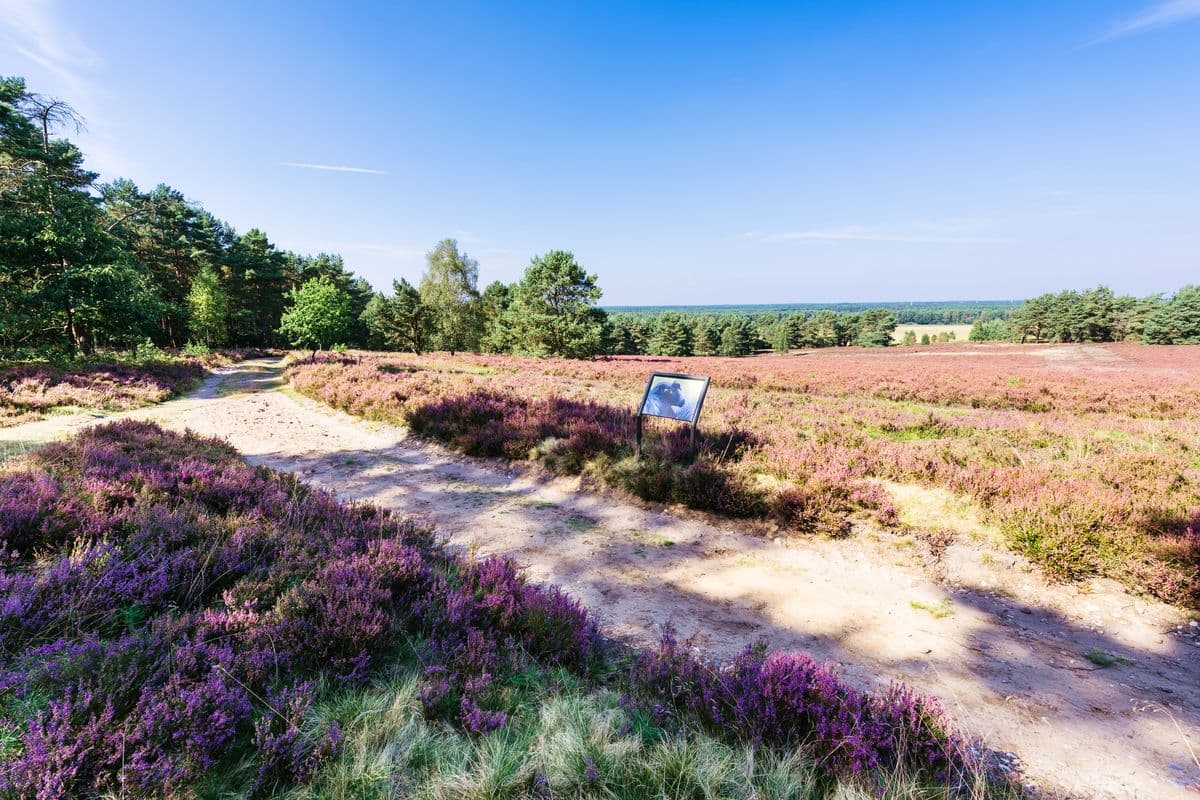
(4, 75), (1199, 362)
(965, 285), (1200, 345)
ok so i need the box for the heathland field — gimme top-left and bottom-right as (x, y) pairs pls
(5, 347), (1199, 799)
(289, 342), (1200, 610)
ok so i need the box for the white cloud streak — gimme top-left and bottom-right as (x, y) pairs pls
(0, 0), (140, 177)
(314, 242), (423, 258)
(744, 226), (1007, 244)
(0, 0), (98, 76)
(1091, 0), (1200, 44)
(281, 162), (387, 175)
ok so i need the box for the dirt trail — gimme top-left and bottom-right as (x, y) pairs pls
(3, 357), (1198, 799)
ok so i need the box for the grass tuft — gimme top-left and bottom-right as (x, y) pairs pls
(910, 599), (956, 619)
(1082, 648), (1134, 668)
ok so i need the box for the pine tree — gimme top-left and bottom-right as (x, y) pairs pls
(503, 250), (607, 359)
(650, 312), (694, 356)
(1144, 285), (1200, 344)
(717, 316), (756, 356)
(362, 279), (429, 354)
(479, 280), (514, 354)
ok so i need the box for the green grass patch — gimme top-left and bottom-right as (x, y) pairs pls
(628, 529), (675, 548)
(909, 599), (955, 619)
(251, 665), (999, 800)
(1082, 648), (1134, 668)
(565, 514), (600, 531)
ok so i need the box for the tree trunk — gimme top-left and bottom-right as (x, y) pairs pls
(64, 303), (77, 358)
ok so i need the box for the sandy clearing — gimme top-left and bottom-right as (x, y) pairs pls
(2, 357), (1198, 799)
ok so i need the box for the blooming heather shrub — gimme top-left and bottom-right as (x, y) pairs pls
(406, 391), (631, 465)
(606, 454), (767, 519)
(629, 629), (965, 785)
(0, 360), (207, 426)
(288, 350), (1200, 608)
(0, 421), (610, 798)
(251, 681), (342, 790)
(415, 556), (605, 732)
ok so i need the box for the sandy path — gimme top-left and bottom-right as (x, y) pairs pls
(3, 358), (1198, 799)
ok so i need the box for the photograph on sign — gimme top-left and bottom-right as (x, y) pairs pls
(640, 374), (708, 424)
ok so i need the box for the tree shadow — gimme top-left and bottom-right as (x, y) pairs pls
(246, 436), (1200, 798)
(161, 359), (1200, 798)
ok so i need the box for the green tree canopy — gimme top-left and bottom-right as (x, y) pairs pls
(1144, 285), (1200, 344)
(186, 265), (230, 347)
(278, 275), (353, 355)
(503, 250), (607, 359)
(225, 229), (287, 345)
(649, 312), (694, 356)
(607, 313), (653, 355)
(0, 76), (133, 355)
(419, 238), (481, 354)
(1, 75), (380, 357)
(969, 318), (1010, 342)
(717, 315), (756, 356)
(854, 309), (897, 347)
(479, 280), (515, 354)
(362, 278), (430, 354)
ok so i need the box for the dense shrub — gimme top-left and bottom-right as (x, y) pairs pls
(0, 422), (973, 797)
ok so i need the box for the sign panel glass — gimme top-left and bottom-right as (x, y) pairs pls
(640, 373), (709, 424)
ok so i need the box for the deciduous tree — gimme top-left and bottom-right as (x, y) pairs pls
(419, 239), (481, 355)
(186, 265), (230, 347)
(278, 275), (353, 356)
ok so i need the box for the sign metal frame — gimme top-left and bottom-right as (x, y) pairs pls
(635, 371), (711, 459)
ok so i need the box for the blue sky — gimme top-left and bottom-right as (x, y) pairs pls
(2, 1), (1198, 304)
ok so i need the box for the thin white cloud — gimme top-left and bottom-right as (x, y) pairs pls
(281, 162), (387, 175)
(745, 226), (1007, 244)
(316, 242), (423, 258)
(0, 0), (98, 75)
(1091, 0), (1200, 44)
(0, 0), (138, 177)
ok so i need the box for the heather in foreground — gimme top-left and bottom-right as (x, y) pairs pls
(0, 422), (998, 799)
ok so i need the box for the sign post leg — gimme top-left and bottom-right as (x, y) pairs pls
(636, 413), (643, 459)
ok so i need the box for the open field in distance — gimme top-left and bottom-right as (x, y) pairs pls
(892, 324), (975, 343)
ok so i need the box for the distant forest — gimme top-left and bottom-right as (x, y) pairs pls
(605, 300), (1019, 326)
(5, 74), (1200, 362)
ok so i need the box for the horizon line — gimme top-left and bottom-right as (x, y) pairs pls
(602, 298), (1023, 308)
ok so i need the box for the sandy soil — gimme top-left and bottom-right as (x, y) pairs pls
(2, 357), (1198, 799)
